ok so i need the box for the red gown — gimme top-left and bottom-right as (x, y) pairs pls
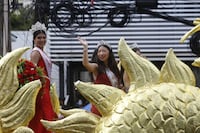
(91, 73), (112, 116)
(28, 57), (57, 133)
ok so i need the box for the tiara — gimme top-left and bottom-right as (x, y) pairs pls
(130, 42), (138, 49)
(30, 21), (47, 34)
(97, 40), (112, 49)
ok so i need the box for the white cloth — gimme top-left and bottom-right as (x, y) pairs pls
(32, 47), (52, 78)
(105, 68), (118, 88)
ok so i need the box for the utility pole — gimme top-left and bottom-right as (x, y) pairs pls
(3, 0), (11, 55)
(0, 0), (3, 56)
(0, 0), (11, 56)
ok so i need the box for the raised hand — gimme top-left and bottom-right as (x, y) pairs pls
(77, 36), (88, 48)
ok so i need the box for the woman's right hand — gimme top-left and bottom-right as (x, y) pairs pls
(77, 36), (88, 48)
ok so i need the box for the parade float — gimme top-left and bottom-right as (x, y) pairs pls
(0, 18), (200, 132)
(0, 47), (59, 133)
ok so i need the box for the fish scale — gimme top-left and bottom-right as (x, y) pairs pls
(97, 83), (200, 132)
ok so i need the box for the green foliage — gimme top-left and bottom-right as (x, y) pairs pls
(10, 6), (34, 30)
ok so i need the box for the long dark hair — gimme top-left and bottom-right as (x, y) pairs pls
(32, 30), (46, 48)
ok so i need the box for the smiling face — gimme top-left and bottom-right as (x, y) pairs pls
(97, 45), (110, 64)
(33, 32), (46, 49)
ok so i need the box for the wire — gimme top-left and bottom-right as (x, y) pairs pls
(50, 1), (93, 28)
(108, 5), (130, 27)
(50, 1), (134, 37)
(50, 2), (75, 28)
(49, 0), (155, 37)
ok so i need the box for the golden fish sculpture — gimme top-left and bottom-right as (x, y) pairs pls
(0, 48), (42, 133)
(180, 17), (200, 43)
(41, 37), (200, 133)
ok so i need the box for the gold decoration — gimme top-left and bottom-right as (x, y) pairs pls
(0, 29), (200, 132)
(0, 48), (42, 132)
(180, 17), (200, 43)
(40, 38), (200, 133)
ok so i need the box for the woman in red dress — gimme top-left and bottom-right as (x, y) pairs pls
(28, 22), (57, 133)
(78, 37), (123, 116)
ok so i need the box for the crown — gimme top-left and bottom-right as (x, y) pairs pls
(97, 40), (112, 50)
(130, 42), (138, 49)
(30, 21), (47, 34)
